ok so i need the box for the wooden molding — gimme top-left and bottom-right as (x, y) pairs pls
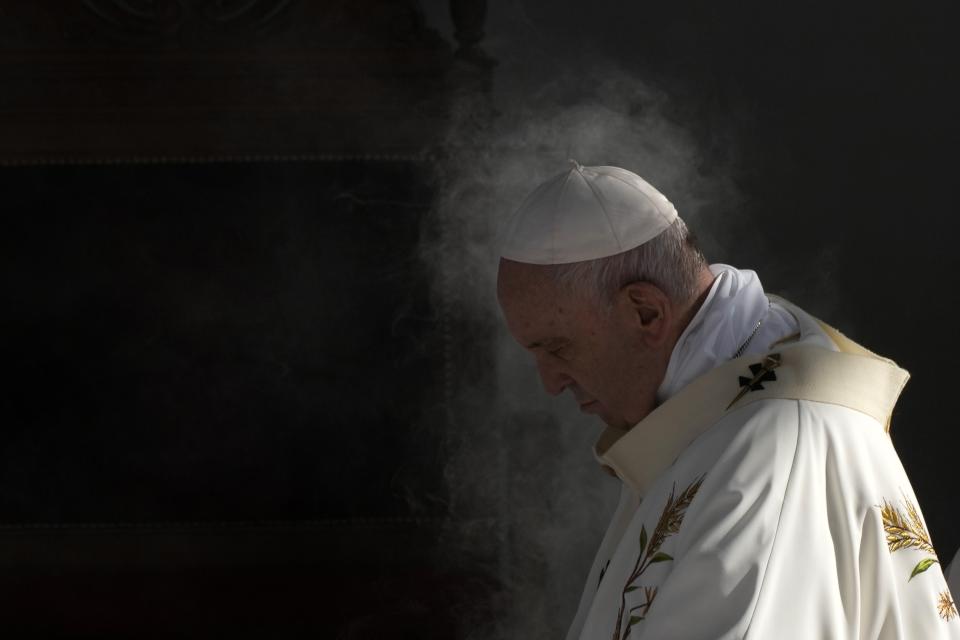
(0, 1), (487, 164)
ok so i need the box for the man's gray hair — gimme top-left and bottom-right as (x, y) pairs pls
(550, 217), (707, 308)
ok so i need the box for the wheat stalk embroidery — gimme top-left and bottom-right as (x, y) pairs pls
(879, 494), (939, 579)
(939, 591), (958, 621)
(612, 474), (705, 640)
(878, 492), (957, 622)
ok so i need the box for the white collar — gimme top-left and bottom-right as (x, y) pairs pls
(656, 264), (770, 404)
(595, 296), (909, 496)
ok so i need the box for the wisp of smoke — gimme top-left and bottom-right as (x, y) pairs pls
(420, 65), (742, 640)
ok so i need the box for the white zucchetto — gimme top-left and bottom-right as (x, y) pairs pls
(499, 162), (678, 265)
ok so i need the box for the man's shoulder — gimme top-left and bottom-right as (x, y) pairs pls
(681, 396), (893, 488)
(673, 397), (803, 484)
(663, 396), (904, 548)
(730, 394), (888, 435)
(727, 374), (896, 461)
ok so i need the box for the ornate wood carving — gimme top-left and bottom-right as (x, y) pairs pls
(0, 0), (492, 164)
(450, 0), (495, 67)
(74, 0), (296, 44)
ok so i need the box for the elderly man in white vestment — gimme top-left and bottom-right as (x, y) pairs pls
(495, 163), (960, 639)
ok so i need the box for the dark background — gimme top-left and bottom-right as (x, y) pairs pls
(1, 0), (957, 637)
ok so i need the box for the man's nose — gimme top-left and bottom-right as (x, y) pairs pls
(536, 360), (572, 396)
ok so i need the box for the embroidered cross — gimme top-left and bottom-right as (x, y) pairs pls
(726, 353), (782, 410)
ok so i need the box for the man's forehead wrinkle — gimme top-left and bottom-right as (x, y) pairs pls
(501, 275), (562, 313)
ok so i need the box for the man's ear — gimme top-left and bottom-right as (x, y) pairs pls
(619, 281), (673, 346)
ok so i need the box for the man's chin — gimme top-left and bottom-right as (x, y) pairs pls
(596, 412), (632, 431)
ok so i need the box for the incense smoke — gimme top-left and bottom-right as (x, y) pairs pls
(420, 65), (745, 639)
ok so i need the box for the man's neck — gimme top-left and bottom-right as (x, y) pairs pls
(649, 267), (718, 411)
(672, 267), (717, 348)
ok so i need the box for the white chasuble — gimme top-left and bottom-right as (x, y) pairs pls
(566, 268), (958, 640)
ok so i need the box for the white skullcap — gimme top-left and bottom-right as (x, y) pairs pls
(500, 162), (678, 265)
